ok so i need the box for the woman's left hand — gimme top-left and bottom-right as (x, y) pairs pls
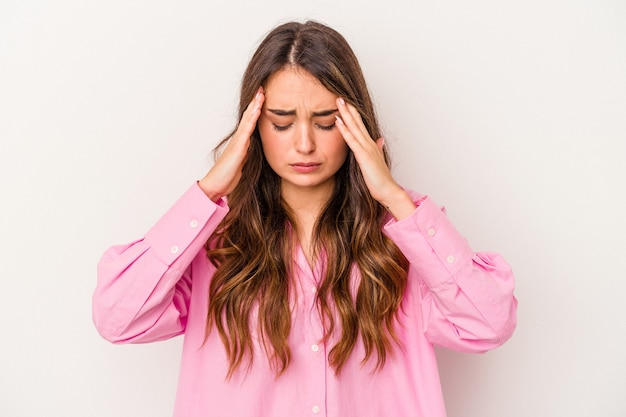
(335, 97), (416, 220)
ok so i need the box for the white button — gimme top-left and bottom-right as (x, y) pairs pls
(427, 228), (436, 237)
(190, 219), (198, 228)
(312, 286), (317, 293)
(311, 344), (319, 352)
(446, 255), (455, 264)
(171, 245), (179, 254)
(312, 405), (320, 414)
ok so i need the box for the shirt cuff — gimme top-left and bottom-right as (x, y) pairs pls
(383, 196), (474, 287)
(144, 183), (229, 266)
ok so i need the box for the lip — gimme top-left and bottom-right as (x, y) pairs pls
(290, 162), (321, 173)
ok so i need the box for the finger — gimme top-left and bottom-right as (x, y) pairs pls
(334, 114), (360, 152)
(227, 89), (264, 153)
(345, 101), (371, 139)
(238, 88), (264, 135)
(335, 112), (366, 156)
(336, 98), (373, 146)
(375, 137), (385, 152)
(337, 97), (372, 140)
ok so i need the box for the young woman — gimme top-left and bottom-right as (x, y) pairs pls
(93, 20), (517, 417)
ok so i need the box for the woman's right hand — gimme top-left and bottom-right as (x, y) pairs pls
(199, 88), (264, 201)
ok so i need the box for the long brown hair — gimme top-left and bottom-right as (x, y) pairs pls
(206, 21), (409, 377)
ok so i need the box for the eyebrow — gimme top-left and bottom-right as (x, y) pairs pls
(267, 108), (338, 117)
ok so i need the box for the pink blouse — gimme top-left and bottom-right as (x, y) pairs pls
(93, 183), (517, 417)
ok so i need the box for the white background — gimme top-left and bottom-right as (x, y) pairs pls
(1, 1), (625, 416)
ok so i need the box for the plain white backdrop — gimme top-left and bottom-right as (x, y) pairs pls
(1, 0), (625, 416)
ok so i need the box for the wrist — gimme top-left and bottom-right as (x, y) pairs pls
(380, 188), (416, 221)
(197, 178), (223, 202)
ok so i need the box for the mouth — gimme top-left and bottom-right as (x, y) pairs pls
(291, 162), (320, 167)
(290, 162), (321, 173)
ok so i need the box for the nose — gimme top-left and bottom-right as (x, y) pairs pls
(294, 124), (315, 154)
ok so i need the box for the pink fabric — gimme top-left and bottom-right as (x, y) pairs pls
(93, 183), (517, 417)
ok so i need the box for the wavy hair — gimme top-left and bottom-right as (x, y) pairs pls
(206, 21), (409, 377)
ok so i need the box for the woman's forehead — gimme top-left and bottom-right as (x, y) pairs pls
(264, 67), (337, 112)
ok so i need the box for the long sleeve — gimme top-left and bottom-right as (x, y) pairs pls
(92, 183), (229, 344)
(383, 194), (517, 352)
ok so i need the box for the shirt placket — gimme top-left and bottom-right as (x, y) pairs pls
(295, 249), (328, 417)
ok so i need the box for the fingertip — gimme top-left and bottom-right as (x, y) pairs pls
(253, 91), (265, 113)
(254, 87), (265, 102)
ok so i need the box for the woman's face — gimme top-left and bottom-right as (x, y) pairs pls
(258, 67), (349, 198)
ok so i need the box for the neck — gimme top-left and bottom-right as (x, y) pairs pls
(281, 180), (334, 265)
(281, 180), (334, 220)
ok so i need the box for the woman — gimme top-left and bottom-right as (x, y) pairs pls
(93, 20), (517, 417)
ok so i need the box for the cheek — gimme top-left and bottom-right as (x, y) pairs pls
(328, 133), (349, 161)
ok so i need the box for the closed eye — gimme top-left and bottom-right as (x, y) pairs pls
(316, 122), (336, 131)
(271, 122), (336, 131)
(272, 123), (293, 131)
